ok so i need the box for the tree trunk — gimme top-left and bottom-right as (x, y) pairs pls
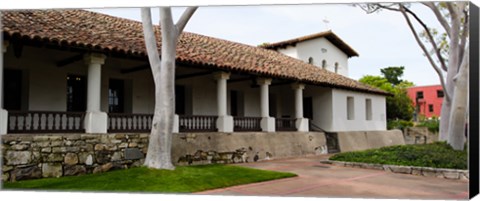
(446, 48), (469, 150)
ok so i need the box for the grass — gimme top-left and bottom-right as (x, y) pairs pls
(3, 164), (296, 193)
(329, 142), (467, 169)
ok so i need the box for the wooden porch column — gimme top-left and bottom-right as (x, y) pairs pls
(84, 53), (107, 133)
(214, 72), (233, 132)
(292, 83), (309, 132)
(257, 78), (275, 132)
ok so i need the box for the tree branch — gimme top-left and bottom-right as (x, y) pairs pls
(176, 7), (198, 35)
(423, 2), (451, 38)
(403, 6), (448, 72)
(399, 5), (451, 102)
(140, 8), (161, 77)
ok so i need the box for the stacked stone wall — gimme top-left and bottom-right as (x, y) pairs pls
(2, 132), (328, 182)
(2, 134), (149, 182)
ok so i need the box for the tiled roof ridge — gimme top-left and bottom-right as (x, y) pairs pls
(1, 9), (388, 96)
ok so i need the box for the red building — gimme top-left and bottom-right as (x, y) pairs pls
(407, 85), (444, 120)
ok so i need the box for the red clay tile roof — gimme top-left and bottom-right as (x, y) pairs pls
(1, 9), (387, 95)
(260, 30), (359, 58)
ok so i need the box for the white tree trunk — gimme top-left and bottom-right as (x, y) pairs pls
(141, 7), (196, 170)
(447, 48), (469, 150)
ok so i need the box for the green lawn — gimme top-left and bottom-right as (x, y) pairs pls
(329, 142), (467, 169)
(3, 164), (296, 193)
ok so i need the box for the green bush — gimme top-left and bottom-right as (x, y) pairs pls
(330, 141), (467, 169)
(387, 119), (414, 130)
(416, 117), (440, 133)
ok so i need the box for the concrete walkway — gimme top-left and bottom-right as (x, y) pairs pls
(195, 155), (469, 199)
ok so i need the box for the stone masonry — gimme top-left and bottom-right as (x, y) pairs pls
(2, 132), (328, 182)
(2, 133), (149, 182)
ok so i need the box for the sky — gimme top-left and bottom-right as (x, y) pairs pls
(89, 3), (444, 86)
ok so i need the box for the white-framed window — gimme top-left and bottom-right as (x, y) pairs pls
(365, 98), (372, 120)
(347, 96), (354, 120)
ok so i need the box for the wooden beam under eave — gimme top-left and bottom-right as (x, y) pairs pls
(12, 41), (23, 58)
(228, 77), (252, 83)
(175, 71), (213, 80)
(121, 64), (150, 74)
(56, 54), (84, 67)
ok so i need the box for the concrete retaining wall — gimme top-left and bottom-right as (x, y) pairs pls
(1, 132), (327, 182)
(172, 132), (327, 165)
(337, 130), (405, 152)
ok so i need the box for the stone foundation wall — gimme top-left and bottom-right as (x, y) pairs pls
(171, 132), (327, 165)
(1, 134), (149, 182)
(2, 132), (327, 182)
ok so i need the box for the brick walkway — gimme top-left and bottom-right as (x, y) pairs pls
(195, 155), (469, 199)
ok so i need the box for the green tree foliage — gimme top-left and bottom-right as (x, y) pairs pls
(380, 66), (405, 85)
(359, 68), (414, 122)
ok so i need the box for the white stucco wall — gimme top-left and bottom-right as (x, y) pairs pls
(275, 38), (350, 76)
(277, 46), (298, 59)
(330, 89), (386, 131)
(296, 38), (349, 76)
(304, 85), (386, 132)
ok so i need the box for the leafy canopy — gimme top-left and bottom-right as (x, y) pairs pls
(359, 67), (414, 121)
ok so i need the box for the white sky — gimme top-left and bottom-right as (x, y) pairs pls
(89, 3), (444, 86)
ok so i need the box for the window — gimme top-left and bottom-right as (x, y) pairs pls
(175, 85), (186, 115)
(437, 90), (444, 98)
(428, 104), (434, 112)
(230, 90), (238, 116)
(322, 60), (327, 69)
(4, 69), (22, 110)
(108, 79), (124, 113)
(365, 99), (372, 120)
(347, 96), (354, 120)
(308, 57), (314, 64)
(334, 62), (339, 73)
(416, 91), (424, 99)
(67, 75), (86, 112)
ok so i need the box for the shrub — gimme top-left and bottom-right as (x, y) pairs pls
(416, 117), (440, 133)
(387, 119), (414, 130)
(330, 142), (467, 169)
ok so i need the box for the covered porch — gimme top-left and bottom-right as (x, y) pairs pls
(2, 40), (310, 134)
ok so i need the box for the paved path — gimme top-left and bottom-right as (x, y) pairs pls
(195, 155), (469, 199)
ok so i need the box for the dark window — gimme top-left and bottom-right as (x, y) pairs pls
(416, 91), (424, 99)
(4, 69), (22, 110)
(108, 79), (124, 113)
(303, 97), (313, 119)
(437, 90), (444, 98)
(308, 57), (314, 64)
(230, 90), (238, 116)
(347, 96), (354, 120)
(334, 62), (339, 73)
(322, 60), (327, 69)
(67, 75), (86, 112)
(429, 104), (434, 112)
(175, 85), (185, 115)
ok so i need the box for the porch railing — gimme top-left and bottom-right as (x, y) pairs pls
(233, 117), (262, 131)
(108, 113), (153, 133)
(275, 118), (296, 131)
(179, 115), (217, 132)
(8, 111), (85, 133)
